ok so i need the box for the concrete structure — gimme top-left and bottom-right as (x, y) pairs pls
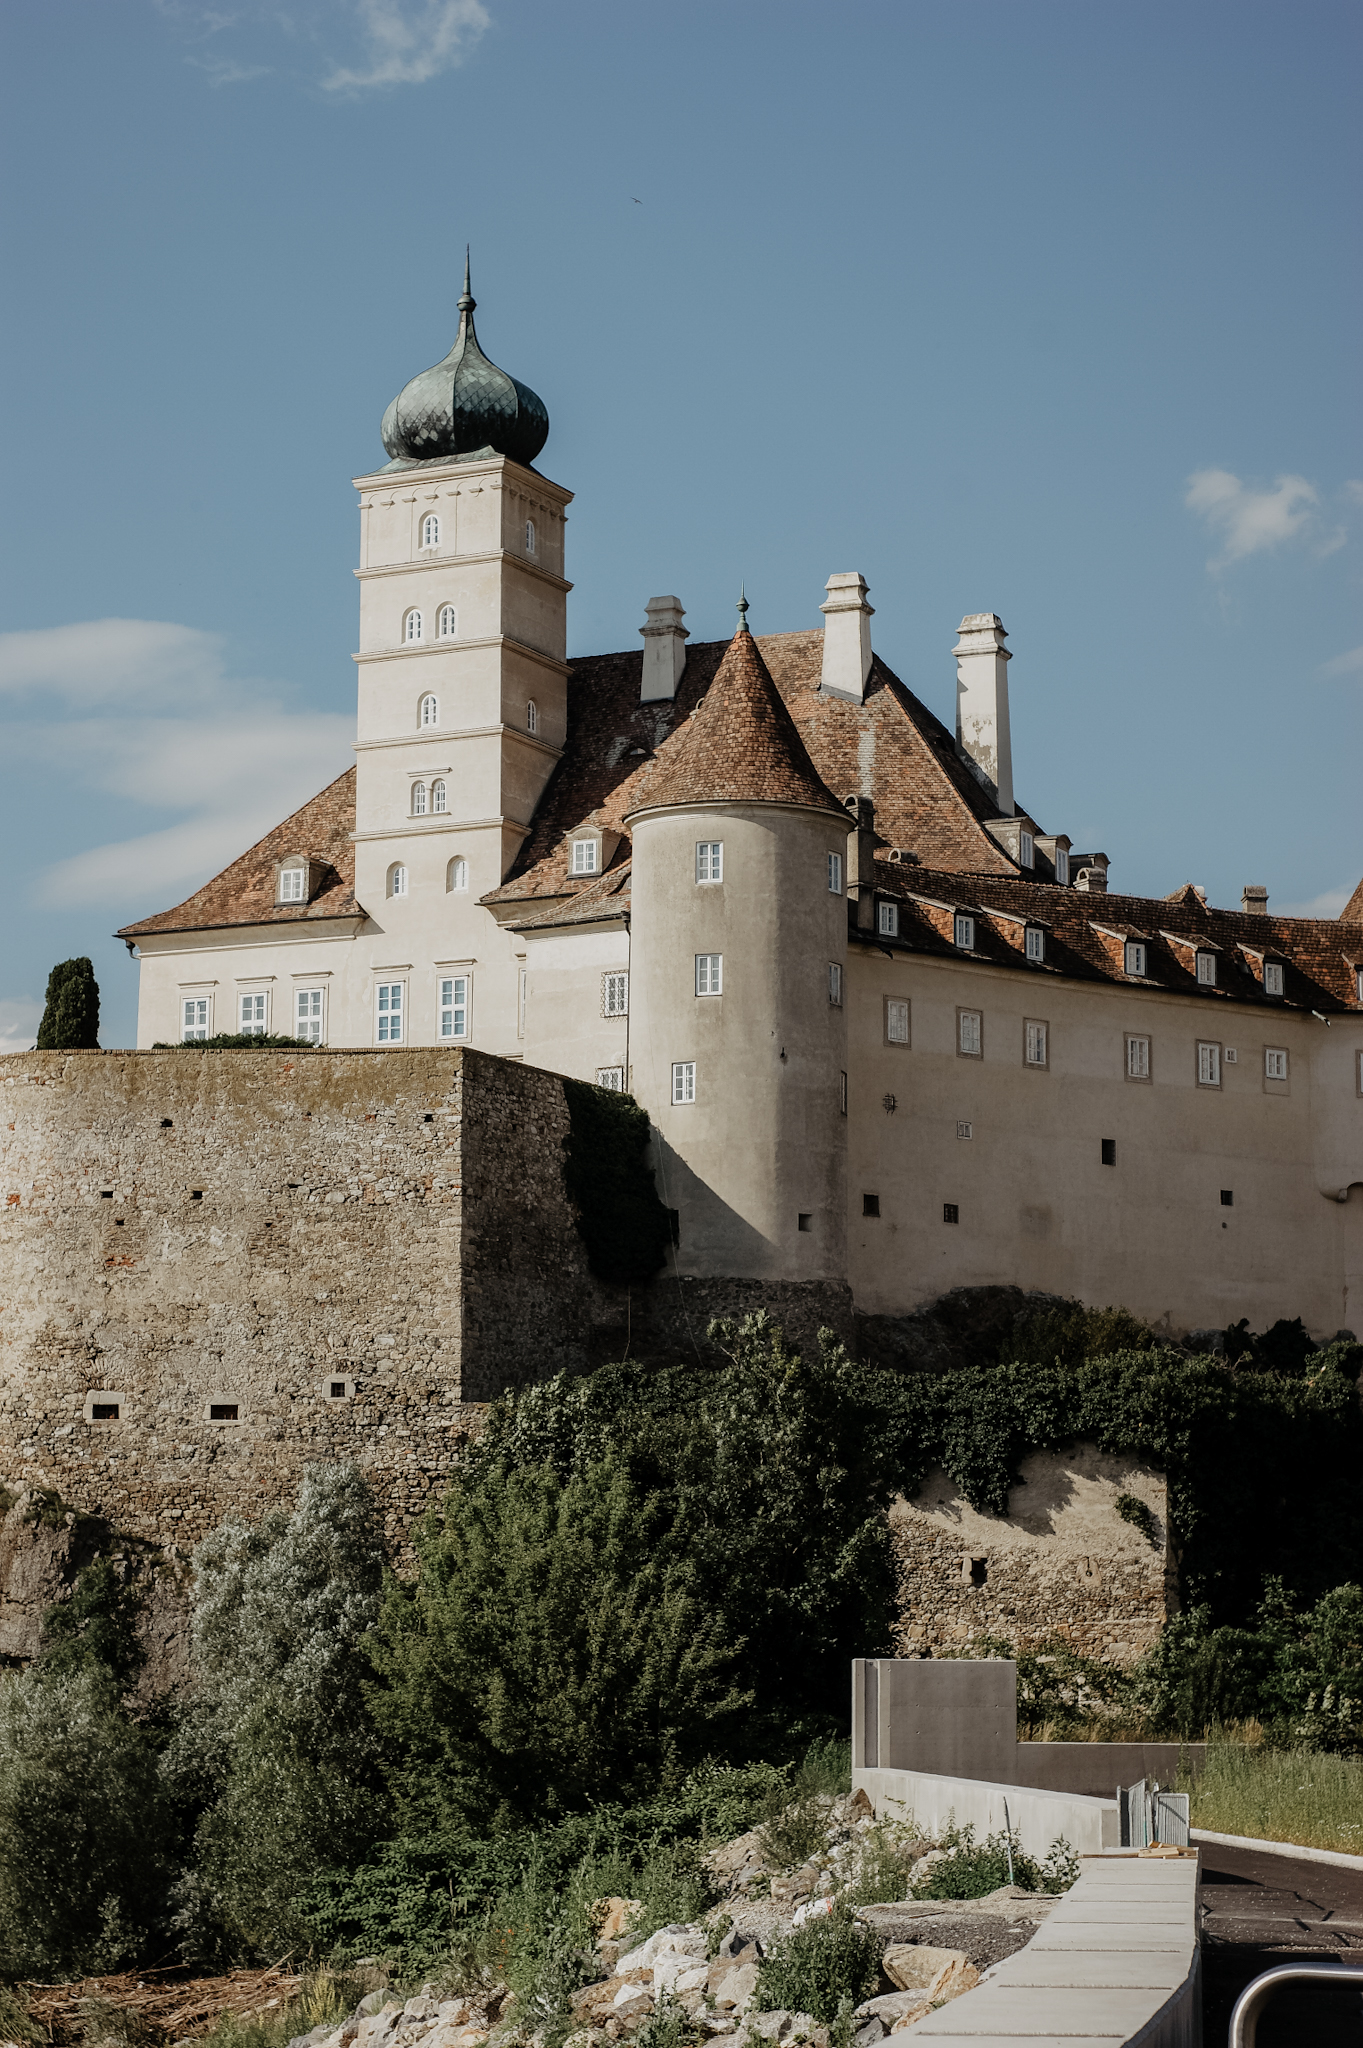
(854, 1758), (1121, 1858)
(115, 268), (1363, 1342)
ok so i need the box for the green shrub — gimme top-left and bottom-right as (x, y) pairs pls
(151, 1033), (319, 1049)
(752, 1909), (879, 2022)
(999, 1300), (1159, 1369)
(1134, 1581), (1363, 1745)
(909, 1824), (1065, 1899)
(39, 1556), (147, 1693)
(561, 1079), (673, 1283)
(36, 957), (99, 1050)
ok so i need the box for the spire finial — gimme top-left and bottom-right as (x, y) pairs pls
(458, 246), (475, 316)
(736, 586), (750, 633)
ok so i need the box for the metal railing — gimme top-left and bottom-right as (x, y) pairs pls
(1228, 1960), (1363, 2046)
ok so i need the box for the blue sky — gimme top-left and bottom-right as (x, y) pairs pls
(1, 0), (1359, 1049)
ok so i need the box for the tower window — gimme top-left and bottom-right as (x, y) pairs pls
(1196, 951), (1217, 987)
(1264, 1046), (1288, 1080)
(1125, 941), (1147, 977)
(828, 852), (843, 894)
(885, 998), (909, 1045)
(863, 1193), (881, 1217)
(525, 519), (536, 554)
(1101, 1138), (1117, 1165)
(1220, 1188), (1234, 1206)
(1024, 1018), (1048, 1067)
(437, 605), (457, 639)
(1025, 926), (1045, 963)
(570, 839), (599, 876)
(421, 513), (440, 548)
(603, 971), (629, 1016)
(526, 700), (538, 735)
(182, 997), (209, 1041)
(958, 1009), (982, 1057)
(696, 841), (723, 883)
(403, 609), (423, 645)
(1126, 1034), (1151, 1080)
(671, 1060), (696, 1104)
(376, 982), (404, 1042)
(420, 693), (439, 727)
(239, 993), (267, 1036)
(439, 975), (469, 1041)
(1197, 1040), (1221, 1087)
(295, 988), (324, 1043)
(447, 856), (468, 892)
(954, 913), (975, 951)
(389, 864), (408, 898)
(943, 1203), (959, 1224)
(432, 779), (447, 813)
(411, 781), (428, 816)
(695, 955), (722, 997)
(839, 1070), (848, 1114)
(1263, 961), (1284, 997)
(878, 900), (899, 937)
(828, 962), (843, 1006)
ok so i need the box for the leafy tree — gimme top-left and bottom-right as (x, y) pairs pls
(35, 956), (99, 1049)
(39, 1555), (147, 1695)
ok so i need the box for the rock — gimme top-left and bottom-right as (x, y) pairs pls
(852, 2023), (886, 2047)
(849, 1788), (874, 1819)
(706, 1828), (769, 1884)
(881, 1945), (976, 1996)
(436, 2004), (471, 2027)
(710, 1962), (760, 2011)
(791, 1896), (835, 1929)
(908, 1850), (950, 1884)
(610, 1989), (652, 2020)
(652, 1959), (708, 1996)
(617, 1924), (706, 1974)
(357, 1996), (392, 2018)
(852, 1995), (932, 2027)
(403, 2001), (438, 2023)
(595, 1897), (643, 1946)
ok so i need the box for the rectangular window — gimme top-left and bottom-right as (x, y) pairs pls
(603, 971), (630, 1016)
(376, 983), (404, 1043)
(596, 1066), (625, 1091)
(1196, 951), (1217, 987)
(570, 839), (599, 875)
(877, 900), (899, 937)
(828, 962), (843, 1006)
(943, 1203), (959, 1224)
(438, 975), (468, 1041)
(1197, 1040), (1221, 1087)
(1025, 926), (1045, 963)
(828, 852), (844, 894)
(1055, 848), (1070, 884)
(863, 1193), (881, 1217)
(958, 1009), (982, 1057)
(1263, 961), (1284, 997)
(1019, 830), (1034, 867)
(956, 1120), (973, 1140)
(696, 841), (723, 883)
(694, 955), (722, 997)
(295, 988), (324, 1043)
(1221, 1189), (1234, 1207)
(181, 997), (209, 1041)
(278, 867), (305, 903)
(1101, 1138), (1117, 1166)
(239, 993), (267, 1036)
(839, 1070), (848, 1115)
(671, 1061), (696, 1104)
(209, 1402), (239, 1422)
(1126, 1034), (1151, 1081)
(1125, 941), (1147, 977)
(1024, 1018), (1048, 1068)
(1264, 1046), (1288, 1081)
(884, 997), (910, 1045)
(954, 913), (975, 951)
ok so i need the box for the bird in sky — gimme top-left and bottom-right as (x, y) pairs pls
(632, 196), (642, 204)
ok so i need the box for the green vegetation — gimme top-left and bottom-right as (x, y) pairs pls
(150, 1032), (320, 1049)
(752, 1910), (879, 2023)
(908, 1824), (1078, 1899)
(1182, 1739), (1363, 1855)
(36, 957), (100, 1050)
(1114, 1493), (1159, 1547)
(560, 1079), (673, 1283)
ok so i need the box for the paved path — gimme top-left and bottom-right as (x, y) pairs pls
(1198, 1840), (1363, 2044)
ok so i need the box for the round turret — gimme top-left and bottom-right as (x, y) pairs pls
(380, 254), (549, 468)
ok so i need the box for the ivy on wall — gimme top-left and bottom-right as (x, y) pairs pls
(560, 1079), (673, 1285)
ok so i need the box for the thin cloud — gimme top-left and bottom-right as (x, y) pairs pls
(322, 0), (488, 91)
(1321, 646), (1363, 679)
(1185, 468), (1319, 571)
(0, 999), (41, 1056)
(1272, 885), (1354, 919)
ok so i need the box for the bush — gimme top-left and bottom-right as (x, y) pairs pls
(39, 1555), (148, 1694)
(752, 1909), (879, 2022)
(36, 957), (99, 1050)
(1135, 1581), (1363, 1745)
(1000, 1300), (1159, 1368)
(151, 1032), (319, 1049)
(909, 1824), (1072, 1899)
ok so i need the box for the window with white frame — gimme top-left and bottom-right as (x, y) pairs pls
(1024, 1018), (1048, 1067)
(828, 962), (843, 1006)
(411, 781), (428, 816)
(420, 693), (439, 727)
(827, 852), (844, 894)
(877, 900), (899, 937)
(295, 988), (324, 1043)
(1126, 1033), (1150, 1080)
(403, 609), (423, 644)
(437, 605), (457, 639)
(389, 864), (408, 897)
(603, 971), (629, 1016)
(695, 955), (722, 997)
(432, 779), (447, 813)
(954, 913), (975, 951)
(421, 513), (440, 547)
(885, 997), (909, 1045)
(671, 1060), (696, 1104)
(525, 519), (536, 554)
(182, 997), (210, 1041)
(376, 983), (403, 1043)
(958, 1009), (982, 1057)
(1264, 1046), (1288, 1081)
(1025, 926), (1045, 963)
(1197, 1040), (1221, 1086)
(596, 1066), (624, 1091)
(570, 839), (599, 875)
(1125, 940), (1147, 977)
(1196, 951), (1217, 987)
(447, 856), (468, 892)
(1263, 961), (1284, 997)
(1055, 848), (1070, 884)
(278, 865), (305, 903)
(1019, 830), (1034, 867)
(239, 993), (267, 1036)
(696, 841), (723, 883)
(438, 975), (469, 1041)
(526, 700), (538, 735)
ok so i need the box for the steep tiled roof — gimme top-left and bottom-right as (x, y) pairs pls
(117, 768), (361, 939)
(1343, 877), (1363, 923)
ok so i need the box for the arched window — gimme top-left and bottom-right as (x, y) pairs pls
(525, 519), (536, 555)
(526, 699), (538, 735)
(420, 694), (439, 728)
(411, 781), (428, 816)
(432, 779), (447, 813)
(437, 604), (457, 639)
(404, 609), (423, 644)
(447, 856), (469, 893)
(389, 864), (408, 898)
(421, 513), (440, 548)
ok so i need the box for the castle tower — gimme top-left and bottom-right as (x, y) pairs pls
(351, 259), (572, 1051)
(624, 606), (852, 1284)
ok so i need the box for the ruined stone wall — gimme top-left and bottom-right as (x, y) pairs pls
(0, 1047), (602, 1552)
(892, 1445), (1175, 1668)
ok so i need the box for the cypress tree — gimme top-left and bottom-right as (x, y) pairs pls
(35, 958), (100, 1050)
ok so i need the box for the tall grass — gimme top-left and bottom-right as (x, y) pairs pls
(1181, 1739), (1363, 1854)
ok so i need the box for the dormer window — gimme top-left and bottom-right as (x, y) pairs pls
(1019, 831), (1035, 868)
(432, 779), (447, 813)
(954, 913), (975, 951)
(1055, 848), (1069, 884)
(421, 513), (440, 548)
(411, 781), (428, 816)
(1263, 961), (1284, 997)
(525, 519), (536, 554)
(278, 866), (306, 905)
(1196, 951), (1217, 987)
(1025, 925), (1045, 963)
(420, 694), (439, 728)
(570, 839), (599, 876)
(403, 609), (423, 644)
(1125, 941), (1147, 977)
(877, 900), (899, 938)
(437, 606), (457, 639)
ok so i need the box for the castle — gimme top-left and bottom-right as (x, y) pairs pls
(112, 261), (1363, 1343)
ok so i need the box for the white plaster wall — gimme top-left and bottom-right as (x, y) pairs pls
(520, 925), (631, 1083)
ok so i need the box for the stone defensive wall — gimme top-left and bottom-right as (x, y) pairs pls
(0, 1047), (605, 1550)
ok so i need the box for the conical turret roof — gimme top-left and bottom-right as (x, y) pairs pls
(380, 254), (549, 468)
(624, 608), (844, 821)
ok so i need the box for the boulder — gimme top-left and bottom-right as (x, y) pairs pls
(851, 1995), (931, 2027)
(595, 1897), (643, 1946)
(617, 1924), (706, 1974)
(709, 1962), (759, 2012)
(880, 1946), (977, 1998)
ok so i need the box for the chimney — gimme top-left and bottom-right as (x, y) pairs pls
(1242, 885), (1269, 915)
(843, 795), (876, 930)
(1072, 853), (1110, 894)
(954, 613), (1014, 815)
(820, 572), (874, 701)
(640, 596), (688, 702)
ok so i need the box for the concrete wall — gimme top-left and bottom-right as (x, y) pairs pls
(853, 1655), (1017, 1781)
(853, 1763), (1121, 1858)
(1016, 1742), (1207, 1799)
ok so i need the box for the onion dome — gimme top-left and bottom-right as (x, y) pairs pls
(380, 253), (549, 468)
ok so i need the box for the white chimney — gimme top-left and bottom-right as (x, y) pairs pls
(954, 612), (1014, 815)
(820, 572), (874, 700)
(640, 596), (688, 701)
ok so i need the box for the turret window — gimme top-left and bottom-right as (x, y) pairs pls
(696, 842), (723, 883)
(526, 700), (538, 734)
(404, 609), (423, 644)
(877, 901), (899, 937)
(671, 1061), (696, 1104)
(420, 694), (439, 727)
(525, 519), (536, 554)
(421, 513), (440, 548)
(388, 864), (408, 898)
(695, 955), (722, 997)
(437, 606), (457, 639)
(570, 839), (599, 876)
(447, 857), (468, 892)
(827, 852), (843, 894)
(828, 963), (843, 1006)
(411, 782), (428, 816)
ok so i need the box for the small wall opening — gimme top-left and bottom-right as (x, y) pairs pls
(798, 1212), (813, 1232)
(863, 1193), (881, 1217)
(943, 1203), (960, 1224)
(92, 1402), (120, 1421)
(209, 1402), (239, 1422)
(1101, 1138), (1117, 1165)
